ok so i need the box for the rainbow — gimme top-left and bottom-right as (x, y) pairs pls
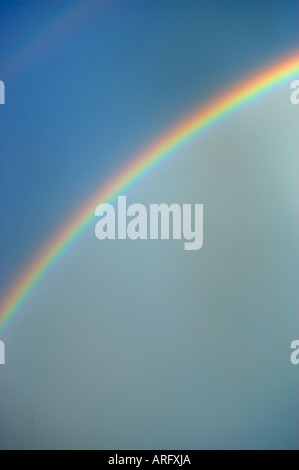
(0, 52), (298, 335)
(2, 2), (99, 80)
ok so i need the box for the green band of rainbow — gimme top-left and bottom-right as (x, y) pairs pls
(0, 53), (298, 334)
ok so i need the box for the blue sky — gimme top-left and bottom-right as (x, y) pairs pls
(0, 1), (298, 449)
(1, 0), (298, 286)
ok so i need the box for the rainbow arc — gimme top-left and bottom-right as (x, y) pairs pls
(0, 52), (298, 334)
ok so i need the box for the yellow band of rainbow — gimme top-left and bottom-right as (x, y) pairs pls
(0, 52), (298, 334)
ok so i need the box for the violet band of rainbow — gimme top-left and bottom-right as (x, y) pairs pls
(0, 52), (298, 334)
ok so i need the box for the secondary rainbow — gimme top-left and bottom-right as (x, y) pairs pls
(0, 52), (298, 334)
